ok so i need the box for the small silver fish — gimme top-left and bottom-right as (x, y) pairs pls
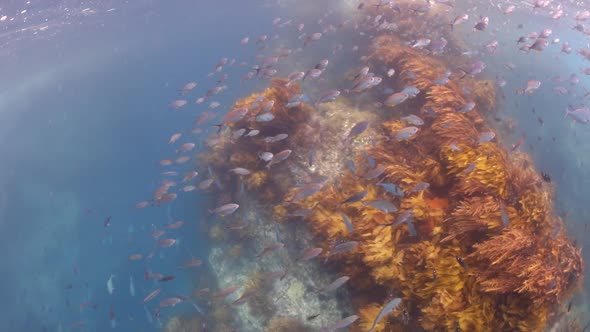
(478, 131), (495, 143)
(340, 213), (354, 233)
(401, 115), (424, 126)
(209, 203), (239, 217)
(385, 92), (409, 107)
(229, 168), (251, 175)
(322, 315), (359, 331)
(393, 127), (419, 140)
(364, 200), (398, 213)
(319, 276), (350, 293)
(367, 298), (402, 332)
(256, 112), (275, 122)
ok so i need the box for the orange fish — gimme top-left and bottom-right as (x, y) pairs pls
(168, 133), (182, 144)
(135, 201), (149, 209)
(178, 259), (202, 268)
(128, 254), (143, 261)
(166, 221), (184, 229)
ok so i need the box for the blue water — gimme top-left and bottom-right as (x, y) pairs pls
(1, 0), (590, 331)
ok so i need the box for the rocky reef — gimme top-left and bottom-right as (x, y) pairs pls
(167, 3), (583, 332)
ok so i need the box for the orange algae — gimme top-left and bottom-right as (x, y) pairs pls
(192, 25), (583, 332)
(286, 36), (583, 332)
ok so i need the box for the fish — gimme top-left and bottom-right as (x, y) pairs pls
(322, 315), (359, 331)
(157, 238), (176, 247)
(473, 16), (489, 31)
(229, 167), (251, 175)
(523, 80), (541, 94)
(240, 36), (249, 45)
(340, 213), (354, 233)
(246, 129), (260, 137)
(457, 102), (476, 113)
(304, 32), (322, 46)
(377, 182), (404, 197)
(298, 247), (323, 262)
(367, 298), (402, 332)
(290, 182), (326, 202)
(411, 38), (430, 48)
(385, 92), (409, 107)
(141, 288), (162, 303)
(175, 156), (190, 164)
(166, 221), (184, 229)
(135, 201), (149, 208)
(231, 288), (259, 306)
(168, 133), (182, 144)
(216, 107), (249, 128)
(344, 121), (370, 142)
(410, 182), (430, 192)
(455, 256), (467, 268)
(449, 14), (469, 30)
(213, 285), (240, 299)
(169, 100), (187, 109)
(319, 276), (350, 293)
(263, 133), (289, 143)
(128, 254), (143, 261)
(256, 112), (275, 122)
(565, 105), (590, 124)
(198, 178), (214, 190)
(258, 152), (274, 162)
(340, 190), (368, 205)
(104, 216), (112, 228)
(478, 131), (495, 143)
(364, 200), (398, 213)
(129, 276), (135, 297)
(158, 276), (176, 282)
(315, 90), (341, 106)
(393, 126), (419, 140)
(159, 297), (184, 308)
(266, 149), (292, 169)
(209, 203), (240, 217)
(524, 38), (548, 52)
(176, 142), (195, 154)
(256, 242), (285, 258)
(401, 115), (424, 126)
(364, 165), (385, 180)
(326, 241), (359, 262)
(107, 274), (115, 295)
(500, 204), (510, 227)
(459, 61), (485, 78)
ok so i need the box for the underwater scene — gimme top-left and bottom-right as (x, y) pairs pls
(2, 0), (590, 331)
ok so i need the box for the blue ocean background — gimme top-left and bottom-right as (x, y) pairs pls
(0, 0), (589, 330)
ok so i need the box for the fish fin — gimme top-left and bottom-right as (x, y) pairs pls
(458, 69), (467, 79)
(564, 105), (572, 119)
(212, 124), (223, 134)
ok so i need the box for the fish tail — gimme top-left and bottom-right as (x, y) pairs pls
(564, 105), (572, 119)
(212, 124), (223, 134)
(458, 70), (467, 79)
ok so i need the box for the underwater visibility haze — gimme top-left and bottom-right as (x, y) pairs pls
(2, 0), (590, 331)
